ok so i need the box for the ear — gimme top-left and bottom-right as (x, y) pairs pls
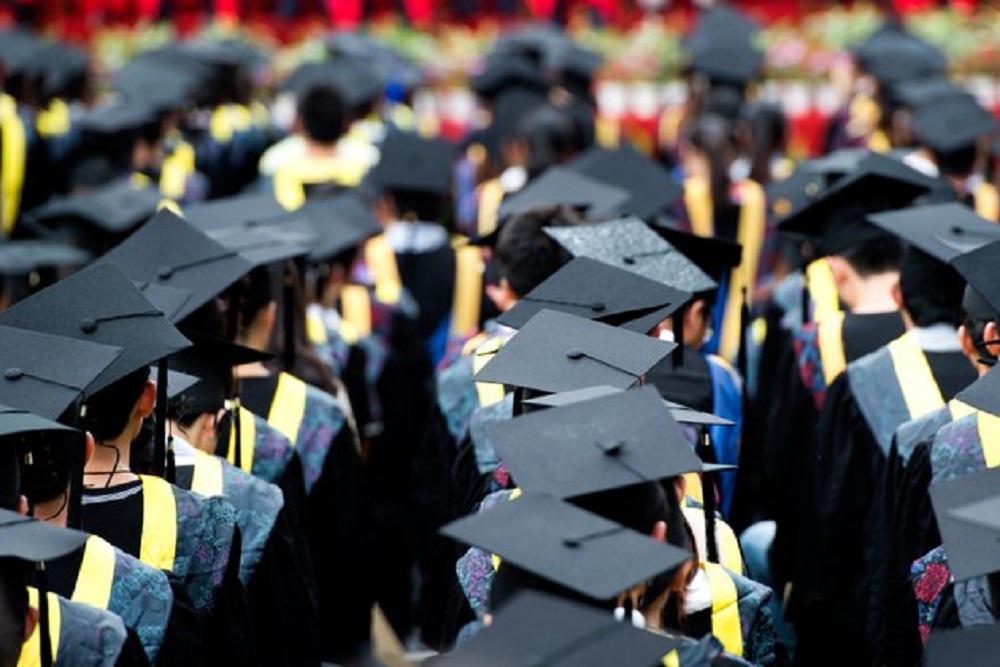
(486, 278), (518, 313)
(84, 432), (95, 465)
(23, 605), (38, 645)
(891, 280), (903, 311)
(650, 520), (667, 544)
(261, 301), (278, 334)
(985, 321), (1000, 358)
(674, 476), (687, 501)
(15, 495), (28, 517)
(137, 380), (157, 419)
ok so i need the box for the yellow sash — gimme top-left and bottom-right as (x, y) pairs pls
(138, 476), (178, 571)
(817, 311), (848, 386)
(1, 94), (26, 236)
(363, 235), (403, 305)
(977, 410), (1000, 469)
(662, 650), (681, 667)
(719, 181), (766, 362)
(226, 406), (257, 474)
(476, 178), (505, 240)
(702, 562), (744, 657)
(682, 506), (744, 575)
(160, 141), (196, 201)
(306, 309), (329, 345)
(868, 130), (891, 154)
(683, 473), (704, 506)
(340, 285), (373, 339)
(491, 488), (523, 571)
(273, 156), (364, 210)
(210, 104), (253, 144)
(268, 373), (308, 444)
(595, 115), (621, 149)
(71, 536), (116, 611)
(191, 451), (225, 497)
(805, 258), (841, 323)
(683, 176), (714, 238)
(887, 334), (945, 419)
(975, 182), (1000, 222)
(36, 99), (71, 138)
(450, 246), (484, 340)
(471, 338), (505, 407)
(20, 588), (62, 667)
(948, 398), (977, 422)
(658, 107), (684, 154)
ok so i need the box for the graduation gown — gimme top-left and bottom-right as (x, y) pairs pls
(793, 331), (975, 665)
(172, 440), (322, 667)
(240, 372), (372, 663)
(80, 475), (255, 665)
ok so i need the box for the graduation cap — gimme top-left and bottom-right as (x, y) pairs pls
(0, 404), (82, 509)
(950, 364), (1000, 417)
(206, 221), (313, 268)
(487, 386), (708, 499)
(568, 146), (683, 220)
(474, 309), (675, 394)
(470, 56), (549, 100)
(950, 239), (1000, 322)
(432, 590), (681, 667)
(891, 78), (965, 110)
(498, 257), (691, 334)
(867, 203), (1000, 264)
(281, 61), (384, 110)
(911, 93), (999, 154)
(930, 466), (1000, 581)
(76, 102), (161, 136)
(522, 385), (733, 426)
(180, 193), (288, 232)
(0, 241), (89, 278)
(441, 492), (690, 601)
(22, 181), (163, 256)
(114, 58), (204, 113)
(491, 23), (575, 68)
(134, 282), (195, 323)
(854, 27), (947, 87)
(647, 223), (742, 291)
(925, 625), (1000, 667)
(366, 133), (454, 195)
(545, 217), (717, 296)
(0, 263), (191, 394)
(487, 87), (551, 154)
(766, 170), (830, 222)
(497, 167), (629, 221)
(0, 325), (122, 422)
(778, 160), (936, 256)
(97, 209), (255, 323)
(296, 191), (383, 263)
(684, 6), (763, 85)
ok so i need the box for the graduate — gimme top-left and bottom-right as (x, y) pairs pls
(793, 201), (981, 664)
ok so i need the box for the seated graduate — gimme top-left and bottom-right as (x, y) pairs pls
(0, 264), (255, 665)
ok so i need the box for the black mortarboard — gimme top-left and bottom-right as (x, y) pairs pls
(930, 466), (1000, 581)
(687, 37), (763, 86)
(114, 58), (204, 113)
(497, 167), (629, 221)
(0, 508), (88, 561)
(647, 223), (742, 290)
(950, 365), (1000, 418)
(474, 310), (675, 394)
(766, 169), (829, 222)
(779, 162), (935, 256)
(498, 257), (691, 334)
(134, 282), (195, 323)
(180, 193), (287, 231)
(522, 385), (733, 426)
(97, 209), (255, 323)
(76, 102), (160, 136)
(281, 60), (383, 109)
(432, 590), (681, 667)
(366, 133), (454, 195)
(854, 27), (947, 87)
(0, 241), (89, 280)
(441, 492), (690, 601)
(951, 240), (1000, 321)
(569, 145), (683, 220)
(491, 23), (573, 67)
(545, 217), (717, 296)
(0, 263), (191, 393)
(488, 87), (550, 151)
(912, 93), (999, 154)
(868, 203), (1000, 264)
(21, 181), (163, 255)
(470, 56), (549, 100)
(925, 625), (1000, 667)
(168, 332), (272, 419)
(0, 405), (80, 508)
(206, 221), (312, 267)
(487, 386), (705, 499)
(0, 325), (122, 421)
(297, 191), (383, 263)
(892, 78), (964, 109)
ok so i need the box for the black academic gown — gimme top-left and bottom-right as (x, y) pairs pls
(792, 345), (974, 666)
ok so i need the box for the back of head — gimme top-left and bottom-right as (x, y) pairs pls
(932, 144), (978, 180)
(899, 246), (965, 328)
(517, 104), (580, 177)
(0, 557), (28, 667)
(298, 84), (346, 146)
(82, 366), (152, 442)
(494, 205), (581, 298)
(840, 234), (902, 278)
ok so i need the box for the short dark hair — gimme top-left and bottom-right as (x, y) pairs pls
(390, 189), (447, 223)
(0, 557), (28, 667)
(82, 367), (151, 442)
(900, 247), (965, 328)
(298, 84), (346, 145)
(933, 145), (977, 179)
(494, 206), (580, 298)
(840, 235), (902, 278)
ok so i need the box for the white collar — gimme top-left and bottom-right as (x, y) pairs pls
(684, 568), (714, 614)
(909, 324), (962, 353)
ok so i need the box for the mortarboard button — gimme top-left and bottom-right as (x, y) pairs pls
(868, 203), (1000, 264)
(5, 369), (23, 381)
(79, 319), (97, 334)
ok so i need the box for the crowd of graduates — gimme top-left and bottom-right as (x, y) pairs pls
(4, 2), (1000, 666)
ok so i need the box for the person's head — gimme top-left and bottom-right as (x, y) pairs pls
(826, 235), (902, 311)
(378, 189), (448, 224)
(82, 368), (156, 446)
(651, 298), (712, 349)
(311, 246), (360, 308)
(958, 286), (1000, 375)
(15, 431), (94, 527)
(681, 114), (737, 217)
(739, 101), (786, 186)
(932, 144), (979, 181)
(0, 558), (35, 667)
(232, 265), (278, 349)
(515, 104), (581, 178)
(893, 246), (965, 329)
(297, 84), (347, 148)
(489, 206), (580, 311)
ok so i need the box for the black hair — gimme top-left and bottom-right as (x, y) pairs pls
(932, 145), (978, 179)
(742, 102), (786, 186)
(516, 104), (580, 178)
(298, 84), (346, 146)
(82, 367), (152, 442)
(390, 189), (447, 223)
(685, 114), (740, 230)
(493, 205), (580, 298)
(0, 557), (28, 667)
(234, 265), (279, 340)
(0, 444), (18, 511)
(840, 234), (903, 278)
(899, 246), (965, 328)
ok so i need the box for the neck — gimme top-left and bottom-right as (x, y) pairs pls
(32, 496), (69, 528)
(846, 272), (899, 315)
(84, 436), (137, 488)
(237, 329), (271, 353)
(235, 362), (271, 379)
(303, 142), (337, 159)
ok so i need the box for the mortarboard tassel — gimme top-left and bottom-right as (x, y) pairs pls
(153, 359), (168, 478)
(282, 267), (296, 373)
(37, 562), (53, 667)
(700, 428), (719, 565)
